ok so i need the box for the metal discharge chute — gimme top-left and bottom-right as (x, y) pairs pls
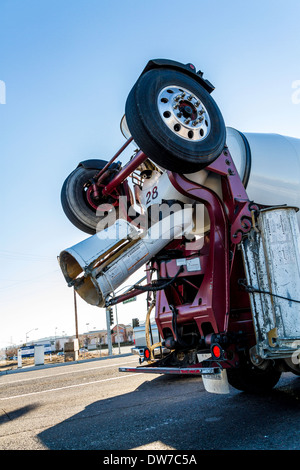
(59, 208), (193, 307)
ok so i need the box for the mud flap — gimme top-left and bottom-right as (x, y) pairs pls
(202, 369), (230, 394)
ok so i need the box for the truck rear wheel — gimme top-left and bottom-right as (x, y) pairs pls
(227, 360), (282, 394)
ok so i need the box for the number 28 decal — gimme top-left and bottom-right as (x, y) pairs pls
(146, 186), (158, 204)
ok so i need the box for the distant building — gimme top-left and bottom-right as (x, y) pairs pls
(11, 324), (134, 353)
(111, 324), (133, 344)
(84, 325), (133, 349)
(35, 336), (70, 352)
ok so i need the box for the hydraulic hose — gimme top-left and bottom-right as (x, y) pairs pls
(145, 301), (162, 361)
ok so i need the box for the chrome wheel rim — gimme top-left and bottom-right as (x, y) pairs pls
(157, 85), (211, 142)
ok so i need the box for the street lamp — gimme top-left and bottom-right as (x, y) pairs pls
(25, 328), (38, 345)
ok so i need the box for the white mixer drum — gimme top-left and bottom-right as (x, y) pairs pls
(137, 128), (300, 237)
(227, 127), (300, 212)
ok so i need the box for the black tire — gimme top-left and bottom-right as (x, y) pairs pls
(283, 358), (300, 376)
(61, 163), (120, 235)
(227, 360), (282, 394)
(125, 68), (226, 173)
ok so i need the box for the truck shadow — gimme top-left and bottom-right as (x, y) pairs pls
(37, 373), (300, 450)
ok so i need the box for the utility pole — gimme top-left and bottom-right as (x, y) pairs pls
(115, 305), (121, 355)
(106, 307), (113, 356)
(73, 288), (79, 339)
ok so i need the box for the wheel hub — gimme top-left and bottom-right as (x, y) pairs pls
(180, 101), (197, 120)
(157, 86), (211, 142)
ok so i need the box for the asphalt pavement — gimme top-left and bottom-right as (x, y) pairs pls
(0, 349), (299, 451)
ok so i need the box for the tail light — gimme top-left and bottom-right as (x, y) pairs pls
(211, 343), (223, 360)
(144, 348), (151, 361)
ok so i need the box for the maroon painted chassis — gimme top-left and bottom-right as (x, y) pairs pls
(95, 140), (256, 361)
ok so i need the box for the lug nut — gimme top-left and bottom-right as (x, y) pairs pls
(184, 118), (191, 124)
(187, 95), (193, 101)
(193, 117), (204, 126)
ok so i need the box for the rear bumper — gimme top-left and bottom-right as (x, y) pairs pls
(119, 364), (230, 394)
(120, 365), (221, 376)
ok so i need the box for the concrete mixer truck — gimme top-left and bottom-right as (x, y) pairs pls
(58, 59), (300, 394)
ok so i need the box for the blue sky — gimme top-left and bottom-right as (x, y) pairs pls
(0, 0), (299, 348)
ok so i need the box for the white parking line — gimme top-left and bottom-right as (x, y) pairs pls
(0, 373), (142, 401)
(0, 359), (138, 385)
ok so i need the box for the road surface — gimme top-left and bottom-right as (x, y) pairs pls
(0, 353), (299, 450)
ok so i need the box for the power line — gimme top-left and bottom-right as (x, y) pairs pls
(0, 269), (61, 292)
(0, 250), (54, 262)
